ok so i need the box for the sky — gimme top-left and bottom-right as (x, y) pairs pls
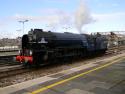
(0, 0), (125, 38)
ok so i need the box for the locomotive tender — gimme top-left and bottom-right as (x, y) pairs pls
(16, 29), (108, 66)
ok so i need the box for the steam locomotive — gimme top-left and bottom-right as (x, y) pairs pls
(16, 29), (108, 67)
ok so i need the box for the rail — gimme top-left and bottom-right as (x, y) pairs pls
(0, 48), (125, 81)
(0, 46), (19, 52)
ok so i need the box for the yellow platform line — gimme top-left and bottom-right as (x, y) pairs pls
(31, 57), (124, 94)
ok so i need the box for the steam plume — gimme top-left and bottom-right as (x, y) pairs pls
(75, 0), (93, 33)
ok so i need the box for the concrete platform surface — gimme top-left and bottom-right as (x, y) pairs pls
(0, 54), (125, 94)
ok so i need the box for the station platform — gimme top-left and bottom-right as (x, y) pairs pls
(0, 55), (125, 94)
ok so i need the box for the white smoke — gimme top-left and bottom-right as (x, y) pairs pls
(75, 0), (93, 33)
(13, 1), (94, 34)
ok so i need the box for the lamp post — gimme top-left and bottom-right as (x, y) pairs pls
(18, 20), (28, 35)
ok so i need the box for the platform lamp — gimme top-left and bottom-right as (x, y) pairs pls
(18, 20), (28, 35)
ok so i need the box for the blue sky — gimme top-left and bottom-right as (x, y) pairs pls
(0, 0), (125, 38)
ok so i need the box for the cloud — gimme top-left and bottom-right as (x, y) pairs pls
(92, 12), (125, 22)
(13, 9), (73, 28)
(13, 14), (33, 21)
(26, 0), (69, 4)
(12, 1), (95, 33)
(0, 8), (74, 38)
(0, 23), (4, 27)
(0, 19), (8, 27)
(39, 8), (69, 15)
(41, 0), (68, 3)
(88, 0), (120, 8)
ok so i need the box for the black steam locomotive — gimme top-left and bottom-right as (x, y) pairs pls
(16, 29), (108, 67)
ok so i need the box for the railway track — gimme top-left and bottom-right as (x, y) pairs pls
(106, 45), (125, 54)
(0, 55), (19, 67)
(0, 45), (125, 80)
(0, 48), (125, 87)
(0, 55), (29, 79)
(0, 65), (31, 79)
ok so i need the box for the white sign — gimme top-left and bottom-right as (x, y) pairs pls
(39, 38), (48, 43)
